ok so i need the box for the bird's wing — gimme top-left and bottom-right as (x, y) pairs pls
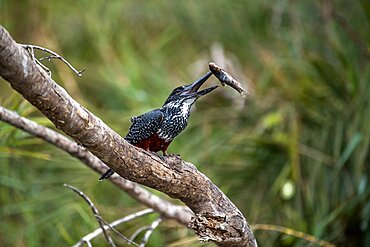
(124, 109), (164, 144)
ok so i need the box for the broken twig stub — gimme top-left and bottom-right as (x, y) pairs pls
(209, 62), (247, 97)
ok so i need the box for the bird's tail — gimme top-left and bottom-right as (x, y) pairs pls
(99, 169), (114, 181)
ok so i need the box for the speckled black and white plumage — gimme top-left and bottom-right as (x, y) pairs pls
(124, 109), (164, 145)
(157, 97), (196, 142)
(99, 72), (217, 180)
(100, 97), (197, 180)
(125, 95), (195, 145)
(125, 97), (196, 145)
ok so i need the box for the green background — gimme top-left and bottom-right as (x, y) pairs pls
(0, 0), (369, 246)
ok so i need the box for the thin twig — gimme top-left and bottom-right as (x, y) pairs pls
(23, 45), (52, 75)
(34, 58), (52, 75)
(94, 215), (140, 247)
(39, 55), (59, 61)
(129, 226), (151, 243)
(83, 240), (92, 247)
(72, 208), (154, 247)
(63, 184), (115, 247)
(20, 44), (85, 76)
(139, 217), (163, 247)
(252, 224), (335, 247)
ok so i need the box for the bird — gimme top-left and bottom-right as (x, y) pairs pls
(99, 72), (217, 180)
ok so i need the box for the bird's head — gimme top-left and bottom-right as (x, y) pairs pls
(163, 72), (218, 106)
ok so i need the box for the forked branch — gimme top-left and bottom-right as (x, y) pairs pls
(73, 209), (154, 247)
(0, 25), (256, 246)
(64, 184), (116, 247)
(21, 44), (85, 76)
(65, 184), (161, 247)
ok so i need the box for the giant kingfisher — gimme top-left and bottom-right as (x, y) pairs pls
(100, 72), (217, 180)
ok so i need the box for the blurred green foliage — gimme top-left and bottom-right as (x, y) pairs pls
(0, 0), (369, 246)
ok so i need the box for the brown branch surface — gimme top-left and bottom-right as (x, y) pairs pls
(0, 106), (192, 225)
(0, 25), (256, 247)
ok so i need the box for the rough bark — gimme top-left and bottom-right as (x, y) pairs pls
(0, 25), (257, 246)
(0, 106), (192, 225)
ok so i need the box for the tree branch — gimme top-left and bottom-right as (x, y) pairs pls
(0, 106), (192, 225)
(73, 209), (154, 247)
(94, 215), (139, 247)
(21, 44), (85, 76)
(0, 25), (256, 246)
(139, 217), (163, 247)
(64, 184), (116, 247)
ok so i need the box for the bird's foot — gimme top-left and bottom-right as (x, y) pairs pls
(151, 152), (181, 162)
(164, 153), (181, 161)
(151, 152), (167, 161)
(168, 153), (181, 158)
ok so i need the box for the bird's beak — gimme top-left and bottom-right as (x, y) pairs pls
(193, 84), (218, 97)
(181, 72), (218, 97)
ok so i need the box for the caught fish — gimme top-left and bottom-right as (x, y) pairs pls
(208, 62), (247, 97)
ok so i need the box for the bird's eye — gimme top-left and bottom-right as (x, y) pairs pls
(173, 86), (185, 94)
